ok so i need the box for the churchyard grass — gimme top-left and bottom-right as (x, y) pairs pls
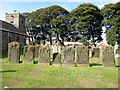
(1, 55), (119, 88)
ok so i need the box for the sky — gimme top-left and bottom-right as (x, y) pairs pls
(0, 0), (119, 43)
(0, 0), (119, 21)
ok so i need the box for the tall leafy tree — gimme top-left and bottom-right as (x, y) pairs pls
(51, 15), (69, 45)
(25, 5), (69, 45)
(101, 1), (120, 45)
(69, 3), (103, 46)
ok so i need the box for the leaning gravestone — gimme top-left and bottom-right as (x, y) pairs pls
(102, 45), (115, 67)
(8, 42), (20, 63)
(62, 47), (76, 66)
(34, 45), (40, 58)
(23, 45), (35, 64)
(75, 45), (89, 66)
(38, 46), (51, 65)
(92, 47), (100, 58)
(52, 52), (61, 65)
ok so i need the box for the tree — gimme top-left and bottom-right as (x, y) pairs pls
(69, 3), (103, 46)
(25, 5), (69, 45)
(51, 15), (69, 45)
(101, 1), (120, 45)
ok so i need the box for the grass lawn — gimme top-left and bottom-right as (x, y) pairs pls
(0, 55), (119, 88)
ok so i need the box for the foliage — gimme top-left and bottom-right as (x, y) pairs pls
(25, 5), (69, 45)
(69, 3), (103, 46)
(101, 1), (120, 45)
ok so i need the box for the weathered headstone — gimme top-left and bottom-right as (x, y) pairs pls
(8, 42), (20, 63)
(102, 45), (115, 67)
(92, 47), (100, 58)
(23, 45), (35, 64)
(52, 52), (61, 65)
(114, 43), (120, 60)
(38, 46), (51, 65)
(89, 49), (92, 58)
(62, 47), (76, 66)
(34, 45), (40, 58)
(51, 45), (58, 53)
(75, 45), (89, 66)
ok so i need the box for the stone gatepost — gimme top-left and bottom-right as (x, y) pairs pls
(75, 45), (89, 66)
(34, 45), (40, 58)
(23, 45), (35, 64)
(8, 42), (20, 63)
(38, 46), (51, 65)
(92, 47), (100, 58)
(102, 45), (115, 67)
(62, 47), (76, 66)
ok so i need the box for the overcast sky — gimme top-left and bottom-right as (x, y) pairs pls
(0, 0), (119, 20)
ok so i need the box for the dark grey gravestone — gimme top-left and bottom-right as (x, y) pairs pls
(76, 45), (89, 66)
(23, 45), (35, 64)
(38, 46), (51, 65)
(102, 45), (115, 67)
(52, 52), (61, 65)
(92, 47), (100, 58)
(62, 47), (76, 66)
(8, 42), (20, 63)
(34, 45), (40, 58)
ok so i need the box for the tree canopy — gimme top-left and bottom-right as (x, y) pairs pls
(101, 1), (120, 45)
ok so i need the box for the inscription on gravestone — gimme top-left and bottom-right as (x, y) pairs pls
(8, 42), (20, 63)
(62, 47), (76, 66)
(23, 45), (35, 64)
(75, 45), (89, 66)
(102, 45), (115, 67)
(38, 46), (51, 65)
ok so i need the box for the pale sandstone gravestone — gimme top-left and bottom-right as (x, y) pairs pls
(102, 45), (115, 67)
(92, 47), (100, 58)
(34, 45), (40, 58)
(38, 46), (51, 65)
(23, 45), (35, 64)
(8, 42), (20, 63)
(52, 52), (61, 65)
(62, 47), (76, 66)
(75, 45), (89, 66)
(114, 43), (120, 60)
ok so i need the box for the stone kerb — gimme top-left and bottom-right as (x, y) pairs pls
(62, 47), (76, 66)
(8, 42), (20, 63)
(92, 47), (100, 58)
(75, 45), (89, 66)
(102, 45), (115, 67)
(38, 46), (51, 65)
(23, 45), (35, 64)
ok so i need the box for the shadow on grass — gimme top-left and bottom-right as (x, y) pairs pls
(0, 70), (18, 73)
(90, 63), (103, 67)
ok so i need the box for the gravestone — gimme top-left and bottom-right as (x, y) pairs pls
(102, 45), (115, 67)
(52, 52), (61, 65)
(62, 47), (76, 66)
(23, 45), (35, 64)
(34, 45), (40, 58)
(92, 47), (100, 58)
(114, 43), (120, 60)
(8, 42), (20, 63)
(38, 46), (51, 65)
(51, 45), (58, 53)
(89, 49), (92, 58)
(75, 45), (89, 66)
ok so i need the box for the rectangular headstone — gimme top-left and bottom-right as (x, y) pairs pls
(62, 47), (76, 66)
(92, 47), (100, 58)
(38, 46), (51, 65)
(23, 45), (35, 64)
(34, 45), (40, 58)
(8, 42), (20, 63)
(102, 45), (115, 67)
(75, 45), (89, 66)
